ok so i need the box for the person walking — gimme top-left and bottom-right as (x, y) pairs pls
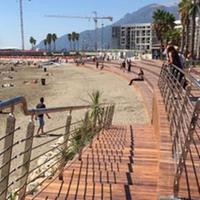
(121, 60), (126, 72)
(96, 60), (99, 69)
(127, 59), (131, 72)
(35, 97), (51, 136)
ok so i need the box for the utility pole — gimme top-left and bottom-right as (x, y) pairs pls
(19, 0), (25, 50)
(93, 11), (98, 52)
(101, 23), (104, 51)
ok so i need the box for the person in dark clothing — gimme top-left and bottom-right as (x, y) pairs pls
(96, 60), (99, 69)
(127, 59), (131, 72)
(35, 97), (51, 135)
(121, 60), (126, 72)
(167, 45), (187, 87)
(167, 46), (182, 69)
(129, 68), (144, 85)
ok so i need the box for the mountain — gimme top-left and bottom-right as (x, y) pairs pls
(36, 3), (179, 51)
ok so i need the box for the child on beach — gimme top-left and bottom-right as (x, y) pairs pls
(35, 97), (51, 136)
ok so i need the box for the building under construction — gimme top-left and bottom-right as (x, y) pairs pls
(111, 23), (159, 54)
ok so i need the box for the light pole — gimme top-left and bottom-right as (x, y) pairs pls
(19, 0), (31, 50)
(19, 0), (25, 50)
(101, 23), (104, 51)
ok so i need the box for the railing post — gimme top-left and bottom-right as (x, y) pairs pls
(0, 114), (16, 200)
(100, 107), (105, 129)
(171, 85), (191, 157)
(173, 99), (200, 196)
(59, 113), (72, 180)
(96, 107), (105, 140)
(107, 106), (112, 128)
(104, 106), (109, 129)
(78, 111), (89, 161)
(158, 63), (166, 91)
(91, 109), (97, 138)
(109, 105), (115, 126)
(103, 106), (107, 129)
(18, 120), (35, 200)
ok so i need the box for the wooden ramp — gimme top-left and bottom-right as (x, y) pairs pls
(26, 124), (158, 200)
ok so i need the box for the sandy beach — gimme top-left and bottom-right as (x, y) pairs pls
(0, 61), (149, 186)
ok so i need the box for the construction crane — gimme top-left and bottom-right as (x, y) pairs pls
(19, 0), (31, 50)
(45, 12), (113, 51)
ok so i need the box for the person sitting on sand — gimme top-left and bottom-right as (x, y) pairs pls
(35, 97), (51, 136)
(128, 68), (144, 85)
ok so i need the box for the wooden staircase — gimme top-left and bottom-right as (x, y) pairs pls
(26, 124), (158, 200)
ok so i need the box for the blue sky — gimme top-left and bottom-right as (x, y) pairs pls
(0, 0), (179, 49)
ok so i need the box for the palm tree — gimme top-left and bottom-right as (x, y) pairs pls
(46, 33), (52, 52)
(29, 36), (35, 49)
(152, 9), (175, 46)
(164, 28), (182, 46)
(75, 33), (80, 51)
(52, 33), (57, 52)
(189, 0), (200, 57)
(44, 39), (47, 51)
(72, 32), (76, 51)
(33, 38), (36, 49)
(68, 33), (72, 51)
(179, 0), (192, 54)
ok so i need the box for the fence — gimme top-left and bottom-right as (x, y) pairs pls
(0, 96), (115, 200)
(158, 63), (200, 197)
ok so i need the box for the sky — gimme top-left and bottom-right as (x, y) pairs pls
(0, 0), (179, 49)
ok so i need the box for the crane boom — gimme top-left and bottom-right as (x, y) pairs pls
(45, 15), (113, 21)
(45, 15), (91, 19)
(45, 12), (113, 51)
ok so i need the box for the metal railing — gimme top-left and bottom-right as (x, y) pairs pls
(158, 63), (200, 198)
(0, 96), (115, 200)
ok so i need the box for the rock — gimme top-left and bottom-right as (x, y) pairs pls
(28, 168), (41, 182)
(44, 169), (54, 177)
(56, 136), (64, 145)
(2, 83), (14, 88)
(26, 181), (39, 194)
(26, 179), (43, 194)
(46, 151), (54, 158)
(37, 155), (48, 166)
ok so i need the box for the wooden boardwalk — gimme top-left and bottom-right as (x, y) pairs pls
(26, 60), (200, 199)
(26, 125), (158, 200)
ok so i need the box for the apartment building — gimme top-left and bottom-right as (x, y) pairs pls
(111, 23), (159, 52)
(111, 20), (200, 59)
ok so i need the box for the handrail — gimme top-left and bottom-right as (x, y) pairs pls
(0, 96), (107, 115)
(158, 62), (200, 198)
(166, 63), (200, 89)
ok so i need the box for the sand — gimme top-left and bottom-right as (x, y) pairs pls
(0, 61), (149, 189)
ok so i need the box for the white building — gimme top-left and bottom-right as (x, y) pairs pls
(111, 23), (159, 53)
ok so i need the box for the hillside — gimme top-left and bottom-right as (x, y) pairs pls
(36, 3), (179, 51)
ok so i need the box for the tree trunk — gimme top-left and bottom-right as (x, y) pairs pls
(185, 19), (190, 56)
(181, 24), (185, 53)
(191, 1), (196, 57)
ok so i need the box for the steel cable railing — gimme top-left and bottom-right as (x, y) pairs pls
(158, 63), (200, 198)
(0, 127), (20, 142)
(0, 97), (115, 200)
